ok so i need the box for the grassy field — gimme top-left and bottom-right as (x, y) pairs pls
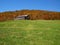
(0, 20), (60, 45)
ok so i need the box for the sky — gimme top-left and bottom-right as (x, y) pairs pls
(0, 0), (60, 12)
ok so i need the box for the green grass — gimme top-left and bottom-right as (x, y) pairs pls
(0, 20), (60, 45)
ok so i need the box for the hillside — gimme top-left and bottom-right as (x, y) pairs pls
(0, 10), (60, 21)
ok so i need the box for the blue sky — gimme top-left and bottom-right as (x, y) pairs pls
(0, 0), (60, 12)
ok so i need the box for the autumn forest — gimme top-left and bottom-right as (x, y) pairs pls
(0, 10), (60, 21)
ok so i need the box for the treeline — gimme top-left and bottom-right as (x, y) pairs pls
(0, 10), (60, 21)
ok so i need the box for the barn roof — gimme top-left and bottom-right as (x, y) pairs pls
(17, 15), (28, 17)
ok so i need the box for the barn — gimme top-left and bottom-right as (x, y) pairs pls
(14, 15), (30, 20)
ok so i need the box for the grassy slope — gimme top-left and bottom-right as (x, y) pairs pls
(0, 20), (60, 45)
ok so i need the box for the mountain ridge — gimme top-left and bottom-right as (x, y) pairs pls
(0, 10), (60, 21)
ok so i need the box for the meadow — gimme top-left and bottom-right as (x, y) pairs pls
(0, 20), (60, 45)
